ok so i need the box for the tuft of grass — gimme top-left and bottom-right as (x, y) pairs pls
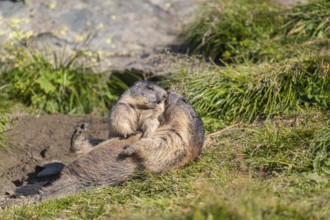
(183, 175), (330, 220)
(311, 120), (330, 175)
(181, 0), (330, 64)
(182, 56), (330, 123)
(182, 0), (282, 63)
(281, 0), (330, 41)
(0, 47), (117, 115)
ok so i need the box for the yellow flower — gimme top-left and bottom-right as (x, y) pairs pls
(105, 38), (112, 44)
(49, 3), (56, 9)
(75, 35), (84, 42)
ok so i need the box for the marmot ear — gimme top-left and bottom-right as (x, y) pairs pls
(181, 97), (188, 103)
(146, 85), (154, 90)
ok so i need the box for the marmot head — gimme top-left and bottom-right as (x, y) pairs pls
(129, 81), (167, 109)
(165, 91), (189, 112)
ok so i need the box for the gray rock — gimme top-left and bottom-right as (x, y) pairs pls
(0, 179), (16, 196)
(0, 0), (199, 73)
(37, 162), (65, 177)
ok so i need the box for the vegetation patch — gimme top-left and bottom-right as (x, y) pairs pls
(181, 56), (330, 123)
(1, 0), (330, 219)
(0, 46), (118, 115)
(312, 120), (330, 175)
(242, 115), (328, 175)
(1, 125), (329, 219)
(281, 0), (330, 41)
(182, 0), (330, 63)
(0, 115), (9, 150)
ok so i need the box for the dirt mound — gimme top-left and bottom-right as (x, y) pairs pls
(0, 115), (108, 197)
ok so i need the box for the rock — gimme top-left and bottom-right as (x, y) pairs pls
(0, 179), (16, 196)
(37, 162), (65, 177)
(0, 0), (199, 73)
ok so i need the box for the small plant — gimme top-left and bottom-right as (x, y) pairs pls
(0, 47), (117, 115)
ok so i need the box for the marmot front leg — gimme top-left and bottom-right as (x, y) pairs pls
(119, 137), (157, 158)
(119, 140), (146, 157)
(108, 104), (139, 139)
(113, 123), (137, 139)
(141, 117), (160, 138)
(140, 100), (164, 138)
(119, 144), (137, 156)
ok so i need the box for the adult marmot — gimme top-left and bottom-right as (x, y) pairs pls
(70, 80), (167, 155)
(119, 91), (205, 172)
(41, 92), (205, 199)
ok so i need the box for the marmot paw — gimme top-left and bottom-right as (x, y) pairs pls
(70, 123), (89, 151)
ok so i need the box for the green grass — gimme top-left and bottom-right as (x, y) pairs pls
(312, 120), (330, 175)
(182, 0), (281, 63)
(0, 46), (120, 115)
(243, 114), (330, 175)
(0, 115), (9, 150)
(1, 0), (330, 219)
(281, 0), (330, 41)
(182, 0), (330, 64)
(179, 55), (330, 123)
(1, 118), (329, 219)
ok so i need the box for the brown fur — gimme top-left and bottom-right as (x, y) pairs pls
(108, 81), (167, 139)
(70, 123), (97, 155)
(139, 100), (165, 138)
(41, 135), (142, 199)
(120, 93), (199, 172)
(40, 92), (205, 200)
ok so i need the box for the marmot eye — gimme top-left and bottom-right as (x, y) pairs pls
(146, 85), (154, 91)
(181, 97), (188, 103)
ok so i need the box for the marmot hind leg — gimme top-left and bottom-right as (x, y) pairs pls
(70, 123), (103, 155)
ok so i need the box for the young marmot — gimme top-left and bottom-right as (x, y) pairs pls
(108, 80), (167, 139)
(69, 81), (167, 156)
(39, 92), (205, 199)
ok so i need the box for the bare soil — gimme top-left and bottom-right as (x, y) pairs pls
(0, 114), (108, 199)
